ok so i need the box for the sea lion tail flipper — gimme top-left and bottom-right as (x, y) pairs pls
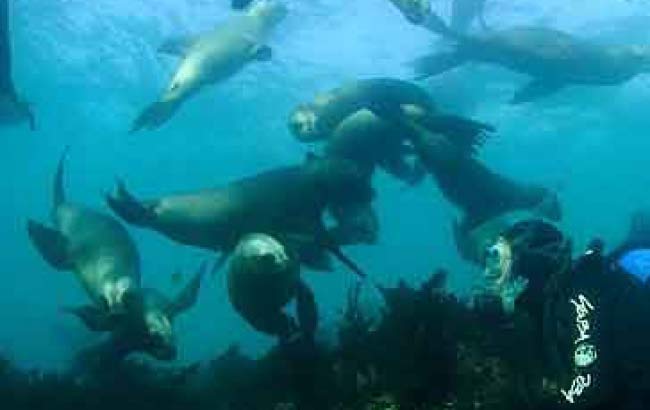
(158, 36), (196, 56)
(511, 79), (565, 104)
(421, 114), (495, 154)
(167, 261), (206, 317)
(130, 100), (178, 133)
(105, 180), (155, 227)
(210, 253), (230, 277)
(410, 51), (466, 80)
(62, 305), (115, 332)
(53, 146), (70, 210)
(26, 220), (71, 270)
(295, 279), (318, 339)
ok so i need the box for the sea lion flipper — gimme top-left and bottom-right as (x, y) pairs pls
(105, 180), (155, 227)
(167, 262), (205, 317)
(158, 35), (196, 56)
(511, 79), (565, 104)
(295, 279), (318, 338)
(410, 51), (466, 80)
(26, 220), (71, 271)
(419, 114), (494, 154)
(131, 100), (179, 133)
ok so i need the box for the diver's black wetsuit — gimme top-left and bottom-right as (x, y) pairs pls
(538, 241), (650, 409)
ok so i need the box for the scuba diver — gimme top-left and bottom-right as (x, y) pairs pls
(475, 214), (650, 409)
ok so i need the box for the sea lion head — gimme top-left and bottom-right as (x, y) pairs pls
(164, 63), (203, 102)
(122, 290), (177, 360)
(247, 0), (288, 24)
(231, 234), (296, 276)
(100, 276), (137, 314)
(120, 268), (203, 361)
(288, 104), (324, 141)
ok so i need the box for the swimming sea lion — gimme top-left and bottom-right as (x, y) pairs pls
(27, 151), (140, 316)
(288, 78), (436, 143)
(227, 233), (317, 340)
(106, 156), (372, 277)
(289, 79), (494, 186)
(413, 24), (650, 103)
(390, 113), (562, 262)
(0, 0), (34, 129)
(73, 266), (204, 363)
(132, 0), (287, 132)
(105, 266), (204, 360)
(388, 0), (485, 33)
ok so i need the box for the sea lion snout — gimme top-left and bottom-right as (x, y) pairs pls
(101, 277), (136, 313)
(144, 311), (177, 360)
(288, 105), (322, 141)
(234, 233), (292, 275)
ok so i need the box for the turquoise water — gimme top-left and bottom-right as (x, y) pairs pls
(2, 0), (650, 371)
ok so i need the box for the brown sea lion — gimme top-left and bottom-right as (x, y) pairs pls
(27, 151), (202, 361)
(106, 156), (373, 277)
(290, 79), (494, 186)
(413, 24), (650, 103)
(27, 151), (141, 315)
(388, 112), (562, 263)
(227, 233), (317, 340)
(132, 0), (287, 132)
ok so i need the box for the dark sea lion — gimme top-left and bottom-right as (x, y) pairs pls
(227, 233), (317, 340)
(132, 0), (287, 132)
(105, 266), (204, 361)
(27, 151), (202, 361)
(106, 156), (372, 277)
(392, 114), (561, 263)
(413, 24), (650, 103)
(290, 79), (494, 186)
(73, 266), (204, 364)
(0, 0), (34, 129)
(388, 0), (486, 33)
(27, 151), (141, 315)
(288, 78), (437, 143)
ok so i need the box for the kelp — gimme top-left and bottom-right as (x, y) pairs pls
(0, 270), (556, 410)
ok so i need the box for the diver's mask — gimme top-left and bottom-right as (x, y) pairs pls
(477, 236), (530, 315)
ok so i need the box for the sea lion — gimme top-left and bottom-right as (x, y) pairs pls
(412, 24), (650, 103)
(389, 113), (562, 262)
(288, 78), (436, 143)
(103, 266), (204, 360)
(132, 0), (287, 132)
(106, 156), (373, 277)
(289, 79), (494, 185)
(27, 151), (140, 316)
(0, 0), (34, 129)
(388, 0), (485, 33)
(227, 233), (317, 340)
(74, 266), (204, 363)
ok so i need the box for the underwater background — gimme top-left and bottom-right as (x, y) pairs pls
(2, 0), (650, 373)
